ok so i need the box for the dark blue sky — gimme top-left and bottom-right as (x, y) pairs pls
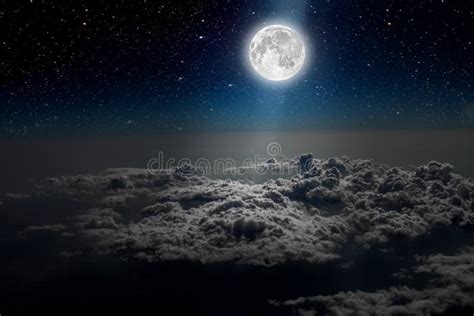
(1, 0), (472, 137)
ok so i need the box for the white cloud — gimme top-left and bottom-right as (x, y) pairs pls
(272, 247), (474, 315)
(18, 156), (473, 267)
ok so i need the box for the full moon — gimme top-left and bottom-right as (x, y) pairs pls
(249, 25), (305, 81)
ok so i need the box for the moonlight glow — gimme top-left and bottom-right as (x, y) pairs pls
(249, 25), (305, 81)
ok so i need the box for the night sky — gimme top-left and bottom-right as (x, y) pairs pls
(1, 3), (474, 315)
(1, 0), (473, 137)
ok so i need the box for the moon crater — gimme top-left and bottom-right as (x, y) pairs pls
(249, 25), (305, 81)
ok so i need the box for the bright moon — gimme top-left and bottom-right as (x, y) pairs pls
(249, 25), (305, 81)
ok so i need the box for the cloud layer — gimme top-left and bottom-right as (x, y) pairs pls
(272, 247), (474, 315)
(14, 156), (473, 267)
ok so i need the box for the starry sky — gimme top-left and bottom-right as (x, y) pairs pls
(1, 0), (472, 137)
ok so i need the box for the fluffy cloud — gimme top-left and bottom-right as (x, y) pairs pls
(272, 247), (474, 315)
(16, 156), (473, 267)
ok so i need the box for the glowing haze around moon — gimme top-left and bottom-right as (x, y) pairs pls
(249, 25), (305, 81)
